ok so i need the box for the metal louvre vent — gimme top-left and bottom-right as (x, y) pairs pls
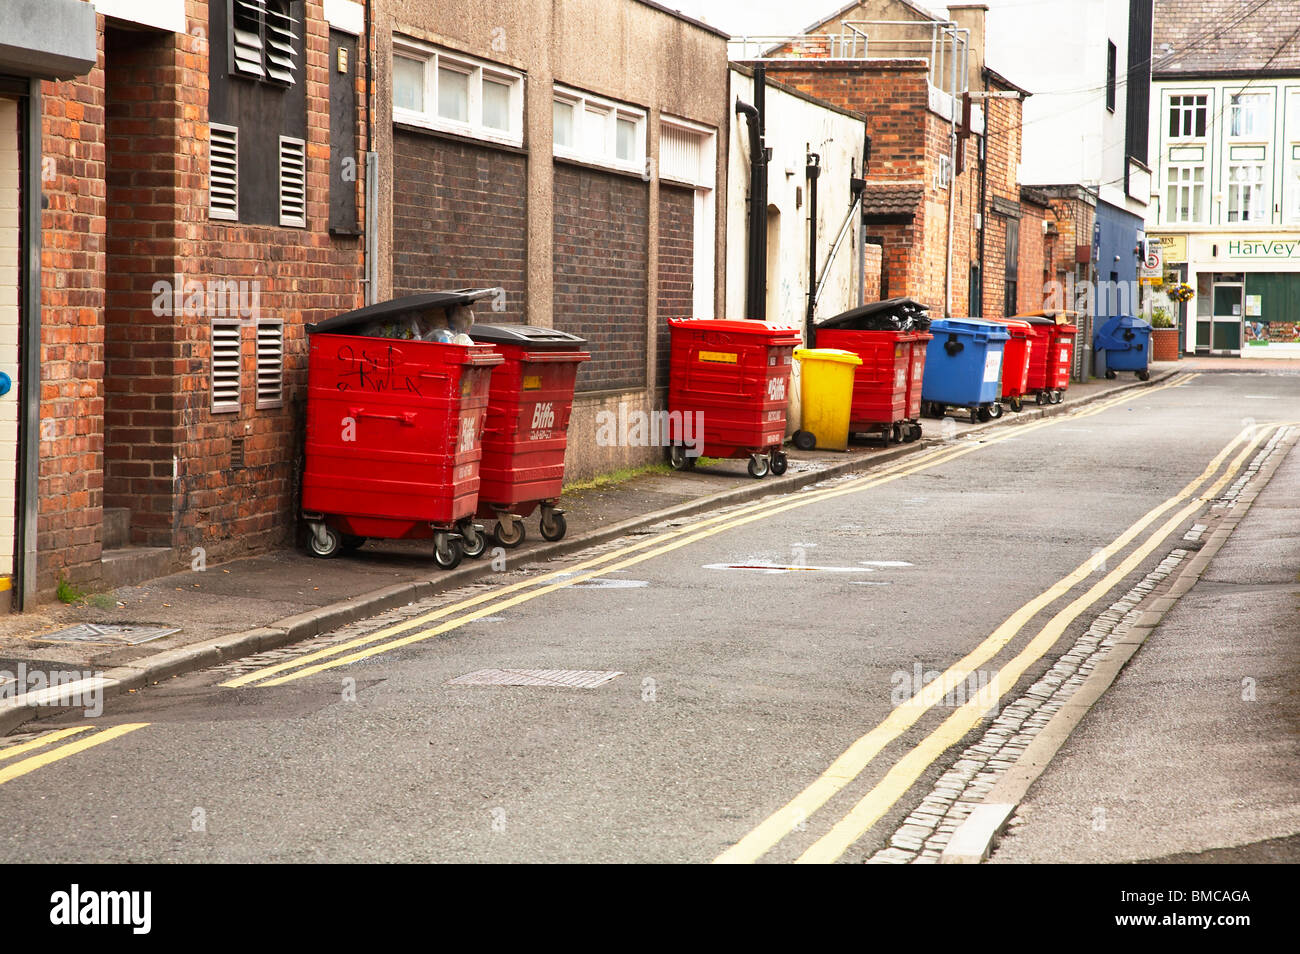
(212, 319), (242, 413)
(660, 124), (704, 185)
(209, 123), (239, 221)
(256, 320), (284, 408)
(279, 136), (306, 227)
(230, 0), (267, 79)
(264, 0), (297, 85)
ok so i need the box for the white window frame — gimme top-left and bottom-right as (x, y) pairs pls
(1226, 162), (1267, 223)
(1167, 93), (1207, 140)
(391, 39), (524, 148)
(1164, 162), (1205, 224)
(1229, 91), (1270, 139)
(1286, 90), (1300, 224)
(552, 84), (646, 174)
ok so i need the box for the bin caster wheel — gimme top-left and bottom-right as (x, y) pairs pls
(539, 509), (567, 542)
(1051, 389), (1063, 404)
(1009, 396), (1023, 413)
(925, 402), (946, 420)
(904, 422), (921, 442)
(459, 521), (488, 559)
(792, 430), (816, 451)
(433, 532), (463, 570)
(308, 524), (342, 559)
(748, 454), (771, 479)
(1137, 369), (1150, 381)
(668, 444), (696, 470)
(1035, 391), (1048, 406)
(491, 518), (525, 549)
(1105, 369), (1117, 380)
(976, 405), (992, 423)
(770, 451), (788, 476)
(341, 534), (366, 551)
(989, 401), (1004, 419)
(890, 423), (904, 444)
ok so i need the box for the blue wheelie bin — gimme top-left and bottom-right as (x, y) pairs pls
(920, 318), (1011, 423)
(1095, 315), (1152, 381)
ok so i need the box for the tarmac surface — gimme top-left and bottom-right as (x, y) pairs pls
(2, 365), (1296, 863)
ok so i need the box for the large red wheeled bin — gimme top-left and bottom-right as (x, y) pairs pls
(665, 318), (800, 479)
(1014, 314), (1078, 405)
(301, 290), (504, 569)
(990, 318), (1035, 412)
(468, 323), (590, 552)
(815, 328), (932, 444)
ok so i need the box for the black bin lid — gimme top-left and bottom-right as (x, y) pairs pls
(470, 323), (588, 350)
(307, 288), (500, 335)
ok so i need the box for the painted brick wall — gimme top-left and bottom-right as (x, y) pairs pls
(552, 163), (648, 392)
(391, 129), (527, 321)
(656, 184), (693, 390)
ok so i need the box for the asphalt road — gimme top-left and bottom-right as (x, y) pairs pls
(3, 369), (1297, 863)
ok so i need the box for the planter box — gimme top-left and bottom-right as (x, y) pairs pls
(1151, 327), (1181, 362)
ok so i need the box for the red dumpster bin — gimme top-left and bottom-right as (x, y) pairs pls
(665, 318), (800, 478)
(468, 324), (590, 551)
(815, 328), (930, 443)
(1014, 314), (1078, 405)
(990, 318), (1034, 411)
(301, 290), (504, 569)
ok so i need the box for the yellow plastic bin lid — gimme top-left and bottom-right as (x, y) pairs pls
(793, 347), (864, 366)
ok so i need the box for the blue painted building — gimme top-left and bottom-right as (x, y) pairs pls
(1092, 199), (1145, 326)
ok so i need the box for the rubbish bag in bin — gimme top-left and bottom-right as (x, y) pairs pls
(816, 298), (931, 333)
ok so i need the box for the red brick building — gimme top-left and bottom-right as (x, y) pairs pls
(744, 1), (1060, 323)
(33, 0), (368, 599)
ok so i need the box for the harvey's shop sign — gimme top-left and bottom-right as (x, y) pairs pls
(1186, 234), (1300, 260)
(1225, 239), (1300, 257)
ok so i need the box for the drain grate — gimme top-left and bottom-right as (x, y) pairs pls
(32, 623), (180, 646)
(446, 669), (623, 689)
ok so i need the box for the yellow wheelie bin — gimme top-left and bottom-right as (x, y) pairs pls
(791, 348), (863, 452)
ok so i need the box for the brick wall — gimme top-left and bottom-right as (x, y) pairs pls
(38, 2), (368, 595)
(103, 26), (181, 548)
(391, 129), (527, 321)
(656, 185), (693, 390)
(39, 38), (107, 586)
(982, 87), (1023, 319)
(1017, 201), (1048, 314)
(552, 163), (648, 392)
(863, 242), (882, 301)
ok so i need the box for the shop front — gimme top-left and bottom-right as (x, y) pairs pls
(1149, 232), (1300, 357)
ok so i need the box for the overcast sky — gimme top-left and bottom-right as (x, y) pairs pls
(675, 0), (852, 37)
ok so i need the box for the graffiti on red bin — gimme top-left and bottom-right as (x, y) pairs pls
(335, 344), (422, 395)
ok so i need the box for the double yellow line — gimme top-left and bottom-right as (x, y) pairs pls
(0, 724), (149, 787)
(224, 375), (1196, 690)
(719, 416), (1292, 864)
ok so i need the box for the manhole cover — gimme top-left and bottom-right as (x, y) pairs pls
(446, 669), (623, 689)
(32, 623), (180, 646)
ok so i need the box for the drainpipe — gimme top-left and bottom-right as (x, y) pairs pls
(944, 26), (958, 318)
(977, 71), (989, 318)
(735, 66), (768, 320)
(805, 151), (821, 345)
(362, 0), (378, 305)
(858, 133), (870, 306)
